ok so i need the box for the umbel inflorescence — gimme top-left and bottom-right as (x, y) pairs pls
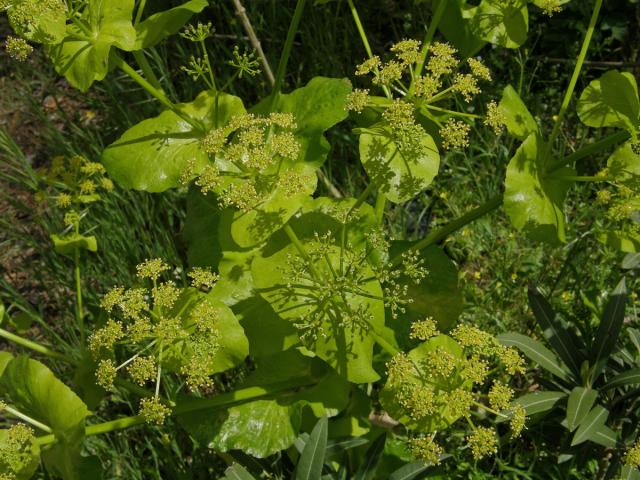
(382, 320), (527, 464)
(0, 423), (37, 480)
(346, 39), (505, 152)
(183, 111), (312, 212)
(90, 259), (222, 425)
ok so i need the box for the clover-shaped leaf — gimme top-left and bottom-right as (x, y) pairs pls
(359, 123), (440, 203)
(577, 70), (640, 133)
(48, 0), (138, 91)
(504, 133), (575, 244)
(102, 91), (245, 192)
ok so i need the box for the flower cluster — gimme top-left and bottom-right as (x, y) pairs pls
(183, 112), (310, 212)
(625, 441), (640, 469)
(0, 423), (36, 479)
(384, 322), (527, 463)
(1, 0), (66, 43)
(4, 35), (33, 61)
(348, 39), (503, 155)
(37, 154), (113, 211)
(595, 165), (640, 239)
(90, 259), (224, 424)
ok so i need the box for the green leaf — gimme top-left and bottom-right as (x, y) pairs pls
(577, 70), (640, 132)
(607, 140), (640, 187)
(435, 0), (486, 58)
(134, 0), (208, 49)
(380, 335), (470, 432)
(178, 349), (349, 458)
(511, 391), (566, 416)
(225, 464), (257, 480)
(227, 77), (351, 247)
(387, 243), (462, 347)
(504, 133), (575, 244)
(48, 0), (137, 91)
(354, 433), (386, 480)
(570, 406), (615, 447)
(603, 368), (640, 390)
(51, 233), (98, 255)
(622, 253), (640, 269)
(0, 427), (40, 480)
(499, 85), (539, 140)
(566, 387), (598, 432)
(103, 91), (245, 192)
(296, 416), (328, 480)
(598, 230), (640, 253)
(591, 278), (627, 370)
(622, 465), (640, 480)
(359, 123), (440, 203)
(6, 0), (66, 44)
(0, 356), (91, 479)
(528, 285), (583, 376)
(470, 0), (529, 48)
(498, 333), (571, 381)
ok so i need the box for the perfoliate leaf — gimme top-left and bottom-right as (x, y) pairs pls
(48, 0), (137, 91)
(504, 133), (575, 244)
(470, 0), (529, 48)
(178, 349), (349, 458)
(6, 0), (66, 44)
(51, 233), (98, 255)
(103, 91), (245, 192)
(134, 0), (208, 50)
(359, 123), (440, 203)
(380, 335), (470, 432)
(0, 356), (91, 480)
(566, 387), (598, 432)
(499, 85), (539, 140)
(577, 70), (640, 132)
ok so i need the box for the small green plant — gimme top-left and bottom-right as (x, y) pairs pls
(0, 0), (638, 478)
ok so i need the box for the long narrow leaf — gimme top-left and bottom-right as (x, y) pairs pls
(354, 433), (386, 480)
(603, 368), (640, 390)
(591, 278), (627, 370)
(389, 461), (430, 480)
(296, 416), (328, 480)
(571, 406), (614, 447)
(498, 333), (572, 381)
(566, 387), (598, 431)
(496, 391), (566, 422)
(528, 285), (584, 376)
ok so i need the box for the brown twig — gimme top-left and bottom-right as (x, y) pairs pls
(230, 0), (343, 199)
(231, 0), (275, 86)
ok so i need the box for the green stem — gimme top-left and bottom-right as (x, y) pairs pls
(35, 375), (319, 447)
(374, 194), (386, 225)
(269, 0), (307, 112)
(410, 0), (447, 93)
(199, 39), (217, 92)
(114, 57), (203, 131)
(74, 247), (84, 346)
(390, 195), (503, 266)
(132, 50), (163, 91)
(0, 328), (74, 363)
(546, 130), (630, 173)
(555, 175), (615, 182)
(346, 0), (391, 99)
(370, 331), (399, 356)
(5, 405), (53, 433)
(544, 0), (603, 158)
(424, 104), (482, 119)
(349, 180), (377, 216)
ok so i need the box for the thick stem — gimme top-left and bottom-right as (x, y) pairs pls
(410, 0), (447, 92)
(132, 50), (163, 91)
(374, 194), (386, 225)
(36, 376), (319, 446)
(114, 57), (203, 131)
(390, 195), (503, 266)
(269, 0), (307, 112)
(74, 248), (84, 346)
(0, 328), (74, 363)
(546, 130), (629, 173)
(544, 0), (603, 158)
